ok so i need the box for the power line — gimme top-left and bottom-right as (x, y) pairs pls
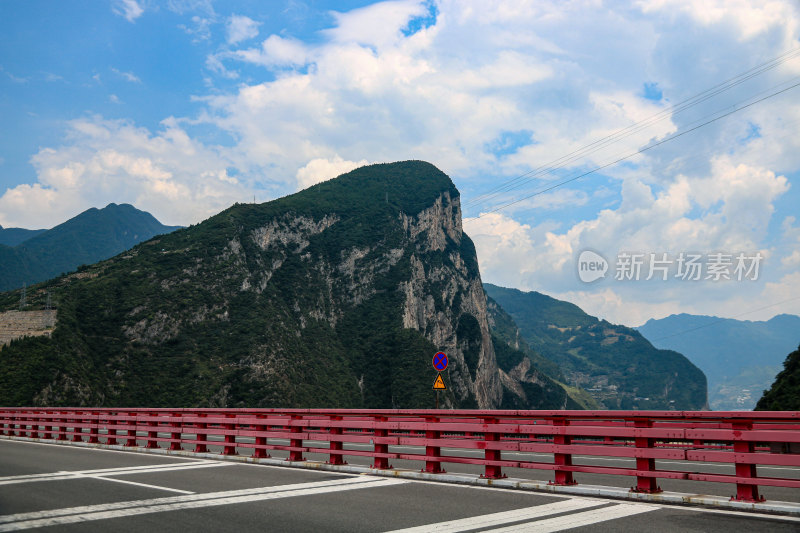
(466, 77), (800, 219)
(465, 47), (800, 212)
(646, 295), (800, 343)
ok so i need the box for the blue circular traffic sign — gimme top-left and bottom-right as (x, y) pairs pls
(432, 352), (448, 371)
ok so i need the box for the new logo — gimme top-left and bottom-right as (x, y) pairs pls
(577, 250), (608, 283)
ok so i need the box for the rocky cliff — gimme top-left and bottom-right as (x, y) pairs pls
(0, 162), (541, 409)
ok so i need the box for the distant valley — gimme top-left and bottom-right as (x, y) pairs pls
(484, 284), (707, 410)
(638, 313), (800, 410)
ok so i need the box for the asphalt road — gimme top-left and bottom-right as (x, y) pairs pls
(192, 434), (800, 503)
(1, 440), (799, 532)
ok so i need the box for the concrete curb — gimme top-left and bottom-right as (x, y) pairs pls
(3, 435), (799, 516)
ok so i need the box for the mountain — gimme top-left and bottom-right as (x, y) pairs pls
(486, 294), (600, 409)
(483, 284), (707, 410)
(756, 344), (800, 410)
(638, 313), (800, 410)
(0, 161), (566, 410)
(0, 226), (46, 247)
(0, 204), (182, 292)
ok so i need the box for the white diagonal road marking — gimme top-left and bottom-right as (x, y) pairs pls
(0, 459), (230, 486)
(70, 472), (195, 495)
(484, 503), (659, 531)
(385, 498), (603, 532)
(0, 476), (406, 531)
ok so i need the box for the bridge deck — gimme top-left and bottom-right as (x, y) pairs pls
(2, 439), (800, 532)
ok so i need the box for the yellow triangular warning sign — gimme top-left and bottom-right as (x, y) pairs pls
(433, 373), (446, 390)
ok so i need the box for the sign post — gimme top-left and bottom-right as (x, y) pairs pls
(432, 352), (448, 409)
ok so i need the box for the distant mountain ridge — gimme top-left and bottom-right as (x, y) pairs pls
(0, 204), (182, 292)
(484, 284), (707, 410)
(638, 313), (800, 410)
(0, 226), (46, 247)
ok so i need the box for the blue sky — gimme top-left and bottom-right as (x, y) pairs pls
(1, 0), (799, 326)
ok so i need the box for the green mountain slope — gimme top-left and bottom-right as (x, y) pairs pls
(0, 161), (551, 410)
(0, 204), (182, 292)
(756, 345), (800, 411)
(484, 283), (707, 410)
(486, 294), (598, 409)
(638, 313), (800, 410)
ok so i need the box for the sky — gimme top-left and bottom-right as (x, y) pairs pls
(1, 0), (799, 327)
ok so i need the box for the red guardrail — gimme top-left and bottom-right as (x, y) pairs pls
(2, 408), (799, 502)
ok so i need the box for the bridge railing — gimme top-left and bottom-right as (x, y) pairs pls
(2, 408), (798, 502)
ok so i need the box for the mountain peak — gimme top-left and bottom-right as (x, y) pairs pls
(0, 204), (180, 291)
(0, 162), (517, 409)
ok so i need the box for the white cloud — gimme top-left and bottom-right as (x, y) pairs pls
(466, 154), (792, 325)
(639, 0), (799, 43)
(782, 250), (800, 268)
(7, 1), (800, 325)
(179, 16), (213, 42)
(112, 0), (144, 23)
(111, 68), (141, 83)
(296, 156), (370, 190)
(227, 15), (260, 45)
(0, 117), (247, 228)
(324, 1), (431, 49)
(228, 35), (309, 68)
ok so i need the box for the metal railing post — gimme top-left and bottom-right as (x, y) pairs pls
(550, 417), (576, 486)
(423, 415), (444, 474)
(87, 410), (100, 444)
(371, 415), (391, 469)
(194, 413), (208, 453)
(169, 412), (182, 451)
(146, 411), (159, 449)
(71, 411), (83, 442)
(288, 414), (305, 462)
(252, 414), (270, 459)
(731, 420), (763, 502)
(57, 412), (67, 441)
(124, 411), (138, 447)
(482, 416), (504, 479)
(327, 415), (346, 465)
(222, 413), (237, 456)
(632, 419), (661, 493)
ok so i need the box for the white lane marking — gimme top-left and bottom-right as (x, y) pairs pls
(485, 503), (659, 532)
(385, 498), (603, 532)
(678, 506), (800, 522)
(0, 460), (230, 485)
(71, 473), (194, 495)
(0, 476), (406, 531)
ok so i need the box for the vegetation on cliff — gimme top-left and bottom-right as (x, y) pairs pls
(756, 345), (800, 410)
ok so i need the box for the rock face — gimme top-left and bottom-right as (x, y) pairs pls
(0, 162), (524, 409)
(397, 190), (501, 408)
